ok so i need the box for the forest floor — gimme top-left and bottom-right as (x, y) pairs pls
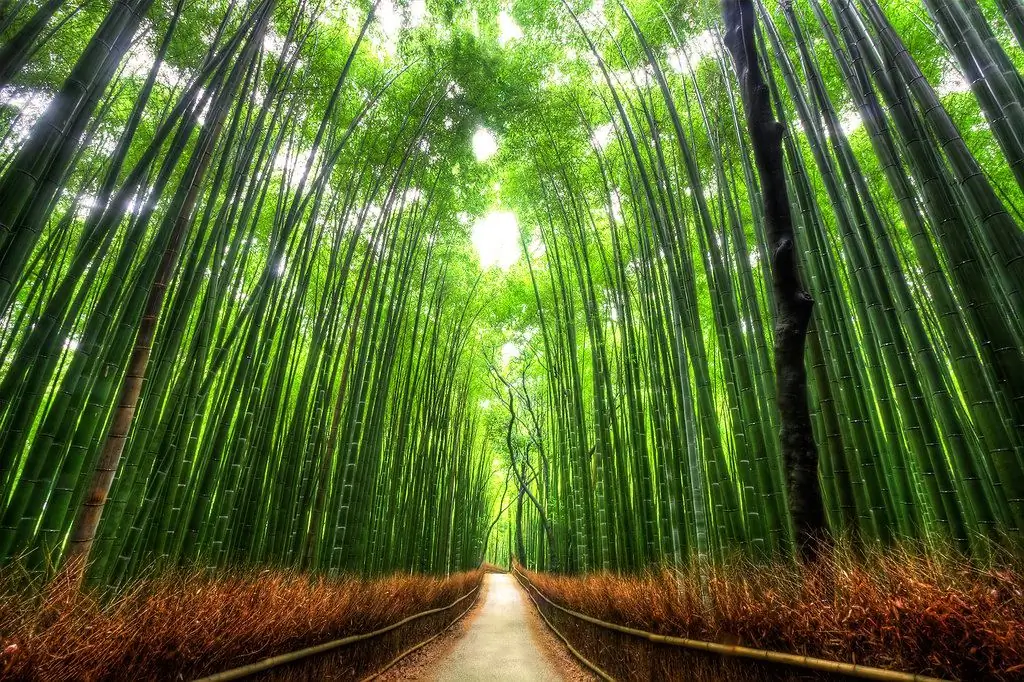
(0, 566), (482, 681)
(378, 572), (594, 681)
(521, 546), (1024, 681)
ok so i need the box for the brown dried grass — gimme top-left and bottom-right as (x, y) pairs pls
(522, 545), (1024, 680)
(0, 564), (481, 681)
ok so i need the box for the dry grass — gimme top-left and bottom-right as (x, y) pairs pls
(0, 564), (481, 681)
(522, 545), (1024, 681)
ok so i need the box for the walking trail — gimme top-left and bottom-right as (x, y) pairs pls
(429, 572), (566, 681)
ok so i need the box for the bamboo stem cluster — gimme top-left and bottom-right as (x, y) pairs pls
(506, 0), (1024, 571)
(0, 0), (494, 583)
(1, 0), (1022, 584)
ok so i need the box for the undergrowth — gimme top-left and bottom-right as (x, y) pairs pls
(0, 564), (481, 681)
(522, 545), (1023, 680)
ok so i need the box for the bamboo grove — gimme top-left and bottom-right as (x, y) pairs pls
(486, 0), (1024, 572)
(0, 0), (501, 584)
(1, 0), (1023, 586)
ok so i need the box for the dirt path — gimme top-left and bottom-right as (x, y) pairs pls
(379, 572), (591, 681)
(429, 573), (566, 681)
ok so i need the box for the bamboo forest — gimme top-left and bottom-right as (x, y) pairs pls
(1, 0), (1023, 679)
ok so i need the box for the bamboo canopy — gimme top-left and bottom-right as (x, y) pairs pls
(0, 0), (1021, 586)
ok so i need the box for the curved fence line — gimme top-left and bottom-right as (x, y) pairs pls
(193, 581), (482, 681)
(513, 567), (615, 680)
(512, 566), (949, 682)
(361, 589), (481, 681)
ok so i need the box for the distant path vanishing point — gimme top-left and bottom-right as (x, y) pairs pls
(429, 572), (567, 681)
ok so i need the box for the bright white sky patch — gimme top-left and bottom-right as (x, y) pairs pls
(610, 64), (654, 89)
(274, 147), (316, 187)
(580, 0), (605, 31)
(501, 341), (521, 367)
(497, 10), (523, 47)
(472, 127), (499, 161)
(472, 211), (521, 269)
(125, 43), (157, 76)
(0, 86), (52, 150)
(377, 0), (402, 40)
(264, 31), (285, 56)
(409, 0), (428, 26)
(528, 233), (546, 260)
(542, 64), (569, 89)
(609, 188), (624, 223)
(839, 109), (863, 135)
(591, 122), (614, 149)
(938, 68), (970, 96)
(667, 30), (717, 75)
(370, 0), (429, 58)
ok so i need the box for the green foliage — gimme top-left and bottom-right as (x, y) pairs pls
(0, 0), (1021, 583)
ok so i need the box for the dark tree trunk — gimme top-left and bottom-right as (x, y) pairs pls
(722, 0), (829, 561)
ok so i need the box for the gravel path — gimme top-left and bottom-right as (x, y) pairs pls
(427, 573), (568, 681)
